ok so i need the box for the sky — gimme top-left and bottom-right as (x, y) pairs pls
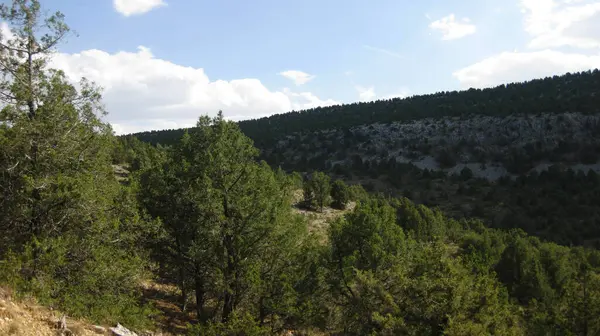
(12, 0), (600, 134)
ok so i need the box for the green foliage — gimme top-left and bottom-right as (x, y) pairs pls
(394, 197), (447, 241)
(331, 179), (350, 210)
(327, 198), (525, 335)
(139, 112), (307, 326)
(112, 135), (167, 171)
(187, 312), (269, 336)
(1, 3), (599, 335)
(0, 236), (154, 328)
(495, 232), (555, 304)
(0, 0), (152, 327)
(303, 171), (331, 212)
(348, 183), (369, 202)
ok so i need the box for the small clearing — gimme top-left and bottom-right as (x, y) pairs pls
(291, 189), (356, 241)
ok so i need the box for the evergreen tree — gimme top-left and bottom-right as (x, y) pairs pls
(331, 179), (350, 210)
(140, 112), (306, 324)
(303, 171), (331, 212)
(328, 199), (524, 335)
(0, 0), (152, 326)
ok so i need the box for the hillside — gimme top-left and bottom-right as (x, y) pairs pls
(127, 70), (600, 248)
(4, 1), (600, 334)
(263, 112), (600, 177)
(130, 69), (600, 148)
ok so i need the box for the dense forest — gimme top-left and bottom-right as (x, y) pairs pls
(2, 1), (600, 335)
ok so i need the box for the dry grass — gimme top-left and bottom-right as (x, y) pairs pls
(7, 321), (20, 335)
(291, 189), (356, 243)
(0, 287), (106, 336)
(69, 323), (90, 336)
(294, 202), (356, 236)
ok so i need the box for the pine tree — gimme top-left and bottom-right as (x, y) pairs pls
(140, 112), (305, 323)
(303, 171), (331, 212)
(331, 179), (350, 210)
(0, 0), (151, 326)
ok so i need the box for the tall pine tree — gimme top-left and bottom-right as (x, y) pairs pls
(0, 0), (151, 326)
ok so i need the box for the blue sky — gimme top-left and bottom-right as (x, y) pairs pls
(30, 0), (600, 133)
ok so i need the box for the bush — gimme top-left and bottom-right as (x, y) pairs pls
(460, 167), (474, 180)
(331, 180), (350, 210)
(187, 312), (269, 336)
(303, 171), (331, 211)
(436, 149), (457, 168)
(0, 235), (154, 329)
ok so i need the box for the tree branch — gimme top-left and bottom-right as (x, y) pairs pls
(0, 41), (28, 54)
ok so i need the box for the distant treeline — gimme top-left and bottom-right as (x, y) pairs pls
(129, 69), (600, 147)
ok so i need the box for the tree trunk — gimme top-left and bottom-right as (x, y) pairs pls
(176, 237), (187, 312)
(27, 36), (35, 119)
(221, 193), (236, 323)
(582, 272), (588, 336)
(195, 269), (205, 322)
(26, 34), (41, 273)
(258, 296), (267, 326)
(179, 266), (187, 312)
(222, 232), (236, 322)
(222, 289), (234, 322)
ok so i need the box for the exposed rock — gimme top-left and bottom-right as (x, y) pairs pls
(110, 323), (138, 336)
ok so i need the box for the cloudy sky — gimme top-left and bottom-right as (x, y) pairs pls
(33, 0), (600, 134)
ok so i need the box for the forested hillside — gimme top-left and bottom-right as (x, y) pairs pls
(129, 70), (600, 249)
(117, 113), (600, 336)
(131, 69), (600, 148)
(2, 1), (600, 335)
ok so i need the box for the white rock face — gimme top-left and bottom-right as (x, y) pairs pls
(110, 323), (138, 336)
(268, 112), (600, 180)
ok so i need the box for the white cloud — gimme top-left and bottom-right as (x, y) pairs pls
(453, 49), (600, 88)
(355, 86), (410, 102)
(381, 89), (411, 100)
(453, 0), (600, 88)
(520, 0), (600, 49)
(0, 22), (15, 41)
(49, 46), (338, 134)
(356, 86), (376, 102)
(113, 0), (166, 17)
(282, 88), (339, 109)
(278, 70), (315, 85)
(429, 14), (477, 40)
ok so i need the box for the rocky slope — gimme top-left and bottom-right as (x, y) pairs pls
(265, 112), (600, 180)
